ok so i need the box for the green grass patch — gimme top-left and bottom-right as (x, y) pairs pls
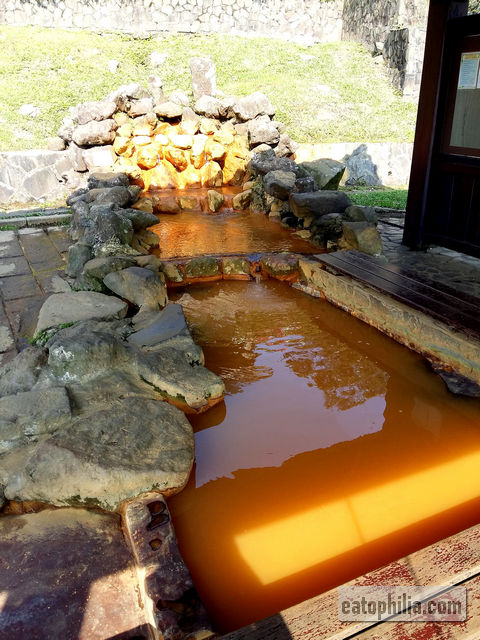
(0, 26), (418, 151)
(347, 188), (408, 210)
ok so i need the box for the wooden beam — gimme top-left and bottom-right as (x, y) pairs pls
(403, 0), (468, 249)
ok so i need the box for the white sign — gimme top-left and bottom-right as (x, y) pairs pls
(458, 52), (480, 89)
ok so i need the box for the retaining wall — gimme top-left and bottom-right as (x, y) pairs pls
(0, 0), (344, 44)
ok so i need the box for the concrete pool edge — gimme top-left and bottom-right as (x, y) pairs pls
(298, 256), (480, 389)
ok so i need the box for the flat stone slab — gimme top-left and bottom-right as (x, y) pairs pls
(35, 291), (128, 333)
(0, 508), (151, 639)
(128, 303), (187, 347)
(1, 396), (194, 510)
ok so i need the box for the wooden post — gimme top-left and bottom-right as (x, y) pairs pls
(403, 0), (468, 249)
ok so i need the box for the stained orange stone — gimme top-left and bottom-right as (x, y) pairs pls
(228, 135), (250, 160)
(200, 161), (223, 188)
(223, 153), (247, 185)
(154, 122), (176, 137)
(179, 164), (202, 189)
(146, 160), (178, 189)
(114, 136), (134, 157)
(136, 145), (160, 170)
(191, 134), (208, 169)
(205, 140), (226, 162)
(164, 146), (188, 171)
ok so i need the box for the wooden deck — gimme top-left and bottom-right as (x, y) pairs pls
(312, 250), (480, 341)
(220, 524), (480, 640)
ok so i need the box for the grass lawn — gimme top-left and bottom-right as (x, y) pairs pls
(346, 188), (408, 210)
(0, 26), (418, 152)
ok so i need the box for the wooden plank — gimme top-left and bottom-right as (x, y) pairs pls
(342, 250), (480, 309)
(325, 250), (480, 315)
(355, 574), (480, 640)
(314, 255), (480, 338)
(220, 525), (480, 640)
(313, 252), (480, 339)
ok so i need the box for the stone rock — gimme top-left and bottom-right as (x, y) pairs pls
(66, 242), (93, 278)
(71, 100), (117, 126)
(35, 291), (128, 333)
(233, 92), (275, 121)
(189, 57), (216, 100)
(207, 189), (224, 212)
(2, 397), (194, 510)
(430, 364), (480, 398)
(120, 208), (158, 231)
(103, 267), (167, 310)
(343, 144), (382, 187)
(290, 191), (351, 219)
(0, 346), (47, 396)
(184, 257), (219, 278)
(193, 95), (222, 119)
(88, 172), (130, 189)
(83, 255), (137, 281)
(249, 177), (267, 213)
(148, 74), (164, 104)
(154, 102), (183, 119)
(223, 154), (246, 186)
(199, 117), (219, 135)
(222, 257), (251, 277)
(134, 255), (162, 272)
(0, 509), (150, 638)
(341, 221), (383, 255)
(130, 197), (154, 214)
(343, 204), (378, 224)
(200, 161), (223, 188)
(0, 387), (71, 454)
(91, 185), (133, 208)
(128, 98), (154, 117)
(299, 158), (346, 190)
(108, 83), (151, 110)
(83, 208), (134, 253)
(310, 213), (343, 246)
(160, 262), (183, 283)
(178, 195), (201, 210)
(248, 115), (280, 147)
(128, 304), (187, 348)
(251, 148), (299, 176)
(294, 176), (317, 193)
(72, 120), (116, 147)
(136, 348), (224, 412)
(169, 90), (190, 106)
(82, 145), (116, 170)
(263, 170), (296, 200)
(58, 117), (75, 142)
(213, 123), (235, 146)
(47, 137), (66, 151)
(47, 327), (129, 383)
(275, 133), (297, 158)
(232, 189), (251, 210)
(68, 142), (88, 172)
(152, 195), (180, 214)
(136, 146), (160, 170)
(180, 107), (200, 135)
(261, 253), (298, 278)
(170, 133), (193, 149)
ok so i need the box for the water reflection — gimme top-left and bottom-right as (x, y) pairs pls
(150, 210), (318, 259)
(168, 280), (480, 633)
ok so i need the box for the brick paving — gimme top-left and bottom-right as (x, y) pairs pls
(0, 227), (70, 364)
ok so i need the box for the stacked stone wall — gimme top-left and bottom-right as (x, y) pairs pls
(0, 0), (344, 44)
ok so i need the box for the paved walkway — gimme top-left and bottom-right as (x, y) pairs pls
(0, 227), (70, 365)
(379, 216), (480, 300)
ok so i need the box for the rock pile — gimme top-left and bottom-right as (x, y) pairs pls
(247, 148), (383, 255)
(53, 81), (297, 192)
(0, 171), (226, 512)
